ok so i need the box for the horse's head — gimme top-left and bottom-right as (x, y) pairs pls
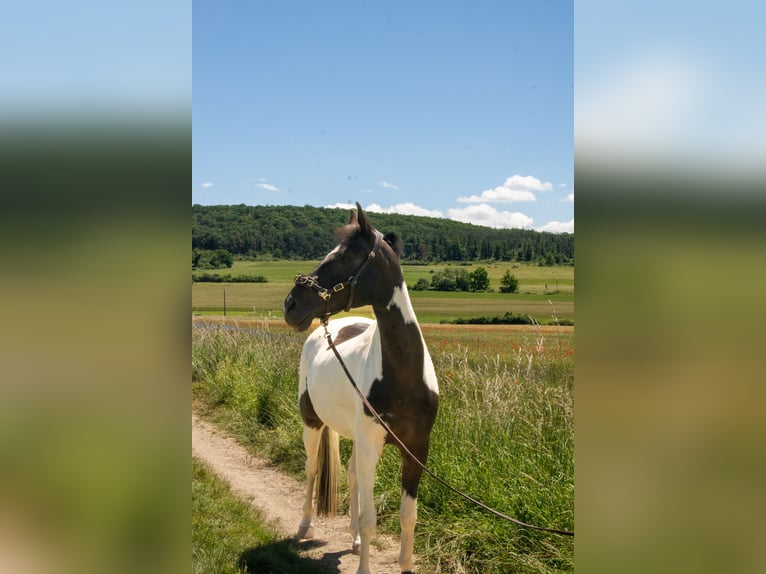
(283, 202), (401, 331)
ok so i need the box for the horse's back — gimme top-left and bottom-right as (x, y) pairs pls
(299, 316), (379, 438)
(300, 316), (376, 365)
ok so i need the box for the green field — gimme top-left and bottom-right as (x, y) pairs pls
(192, 320), (574, 573)
(192, 260), (574, 324)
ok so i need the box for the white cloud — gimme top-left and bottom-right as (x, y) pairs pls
(504, 174), (554, 192)
(576, 54), (706, 159)
(366, 202), (443, 218)
(564, 192), (574, 202)
(324, 202), (356, 210)
(323, 201), (442, 218)
(447, 204), (533, 229)
(379, 180), (399, 190)
(537, 219), (574, 233)
(459, 189), (536, 203)
(201, 181), (213, 188)
(256, 182), (280, 192)
(559, 183), (567, 188)
(458, 174), (552, 204)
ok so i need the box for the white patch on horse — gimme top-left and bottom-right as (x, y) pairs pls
(318, 243), (342, 265)
(299, 316), (382, 439)
(422, 344), (439, 394)
(386, 283), (439, 395)
(386, 283), (417, 325)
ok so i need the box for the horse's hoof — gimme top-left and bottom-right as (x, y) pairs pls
(351, 540), (361, 555)
(296, 525), (314, 539)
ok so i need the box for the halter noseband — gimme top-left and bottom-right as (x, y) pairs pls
(294, 231), (383, 315)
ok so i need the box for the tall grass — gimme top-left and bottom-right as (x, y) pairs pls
(192, 320), (574, 573)
(192, 324), (308, 475)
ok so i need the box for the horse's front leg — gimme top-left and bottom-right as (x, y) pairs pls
(348, 443), (361, 554)
(398, 441), (429, 574)
(296, 424), (323, 539)
(354, 423), (386, 574)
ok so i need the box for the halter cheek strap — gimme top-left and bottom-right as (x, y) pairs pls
(294, 231), (383, 314)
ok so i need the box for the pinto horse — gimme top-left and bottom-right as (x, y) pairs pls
(283, 203), (439, 574)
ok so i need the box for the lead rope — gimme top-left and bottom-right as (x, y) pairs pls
(320, 318), (574, 537)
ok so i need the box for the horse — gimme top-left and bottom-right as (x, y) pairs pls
(283, 203), (439, 574)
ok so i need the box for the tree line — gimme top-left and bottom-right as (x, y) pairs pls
(192, 204), (574, 264)
(413, 267), (519, 293)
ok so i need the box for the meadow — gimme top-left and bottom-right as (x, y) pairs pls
(192, 318), (574, 573)
(192, 260), (574, 324)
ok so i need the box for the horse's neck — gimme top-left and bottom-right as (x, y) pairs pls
(372, 282), (425, 365)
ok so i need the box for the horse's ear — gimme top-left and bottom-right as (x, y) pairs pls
(383, 232), (403, 258)
(348, 207), (358, 226)
(355, 202), (372, 235)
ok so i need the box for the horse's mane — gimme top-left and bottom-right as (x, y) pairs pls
(335, 223), (403, 259)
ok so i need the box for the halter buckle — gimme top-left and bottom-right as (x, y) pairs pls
(294, 273), (312, 286)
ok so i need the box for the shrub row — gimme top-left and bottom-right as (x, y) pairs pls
(441, 312), (535, 325)
(192, 273), (268, 283)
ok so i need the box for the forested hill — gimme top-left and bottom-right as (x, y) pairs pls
(192, 204), (574, 264)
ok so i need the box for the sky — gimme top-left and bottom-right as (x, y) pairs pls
(0, 0), (190, 118)
(192, 1), (573, 232)
(576, 0), (766, 180)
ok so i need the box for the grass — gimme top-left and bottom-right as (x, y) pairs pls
(192, 319), (574, 573)
(192, 260), (574, 324)
(192, 457), (331, 574)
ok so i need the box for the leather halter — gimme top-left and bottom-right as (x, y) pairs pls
(294, 231), (383, 315)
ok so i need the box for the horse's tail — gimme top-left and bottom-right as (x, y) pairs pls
(315, 426), (340, 516)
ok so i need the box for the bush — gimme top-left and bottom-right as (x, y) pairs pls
(468, 267), (490, 291)
(430, 268), (471, 292)
(440, 312), (535, 325)
(499, 270), (519, 293)
(193, 248), (234, 269)
(412, 278), (430, 291)
(192, 273), (267, 283)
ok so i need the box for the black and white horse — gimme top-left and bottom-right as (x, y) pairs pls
(283, 203), (439, 574)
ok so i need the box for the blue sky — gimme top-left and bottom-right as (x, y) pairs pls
(1, 0), (190, 117)
(576, 0), (766, 177)
(193, 1), (573, 232)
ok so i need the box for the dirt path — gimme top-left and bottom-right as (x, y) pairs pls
(191, 412), (408, 574)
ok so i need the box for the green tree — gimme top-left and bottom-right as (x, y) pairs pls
(469, 267), (490, 291)
(499, 270), (519, 293)
(454, 268), (470, 291)
(431, 268), (457, 291)
(431, 268), (471, 292)
(194, 248), (234, 269)
(211, 248), (234, 268)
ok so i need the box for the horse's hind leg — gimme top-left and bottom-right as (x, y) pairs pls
(348, 443), (361, 554)
(354, 426), (386, 574)
(297, 424), (323, 539)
